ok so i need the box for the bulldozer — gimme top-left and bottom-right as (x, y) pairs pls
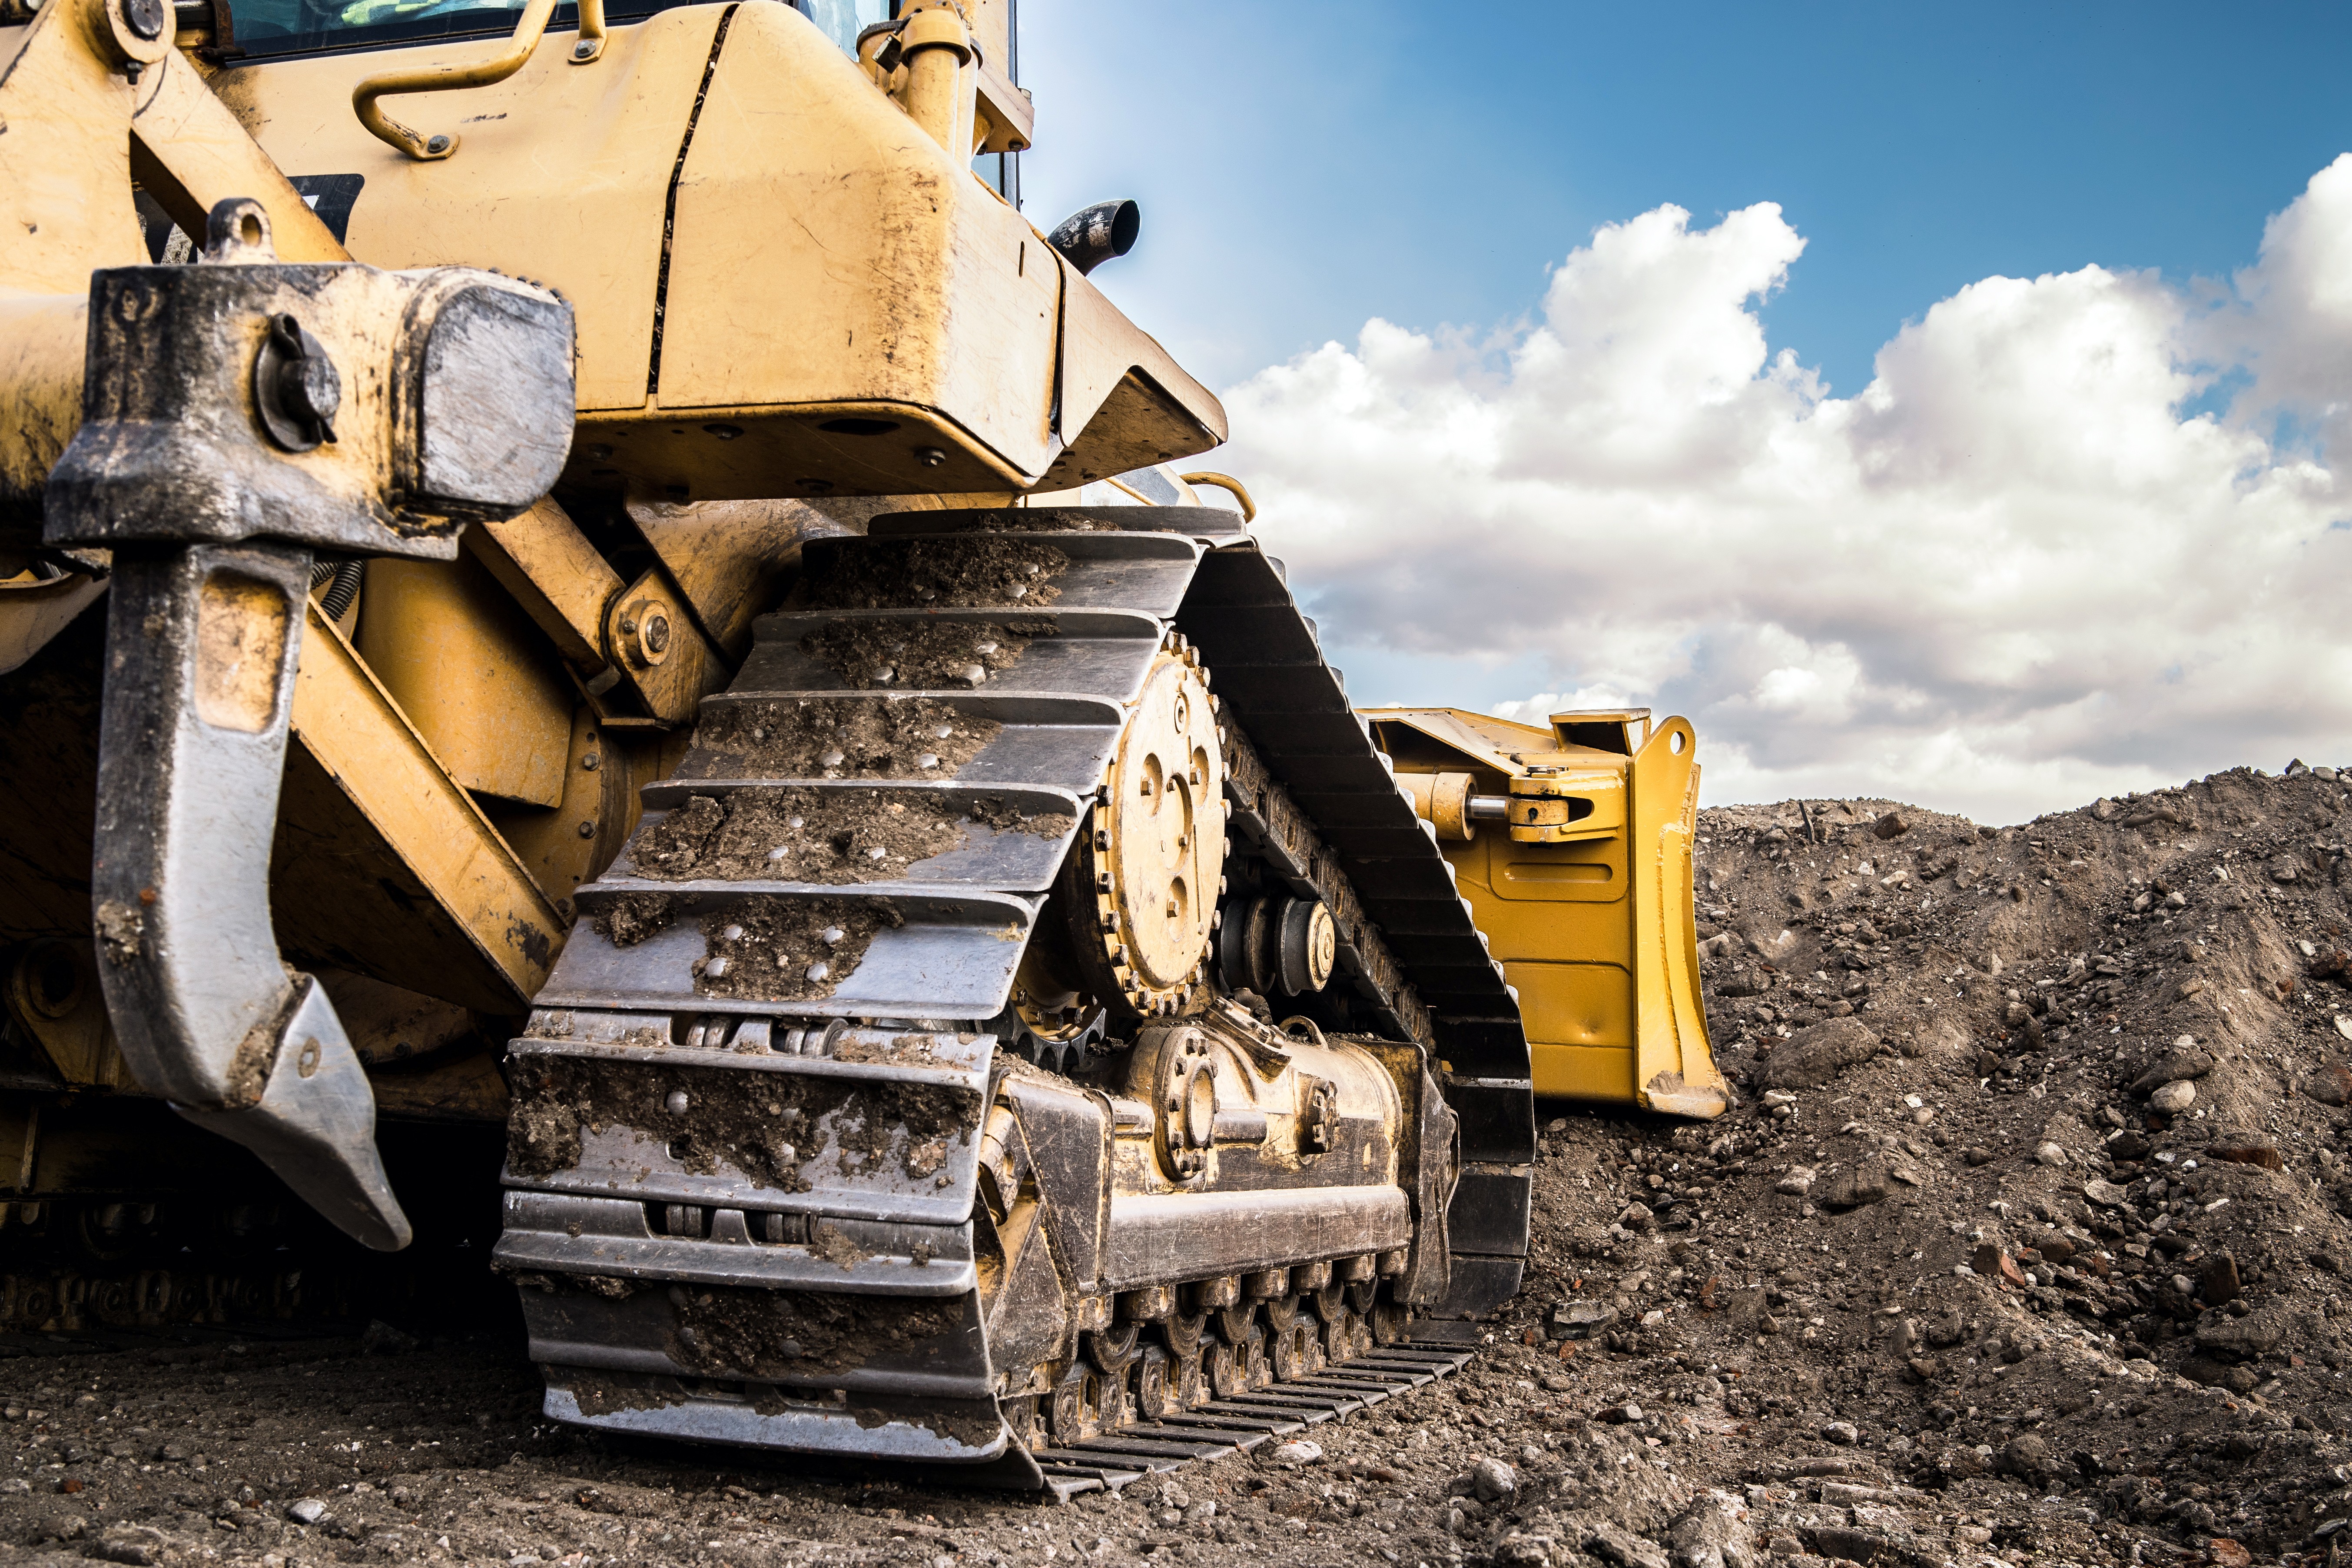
(0, 0), (1718, 1492)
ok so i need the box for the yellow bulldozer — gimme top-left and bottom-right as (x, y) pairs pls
(0, 0), (1719, 1491)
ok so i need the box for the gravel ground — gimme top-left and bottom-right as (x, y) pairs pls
(9, 764), (2352, 1568)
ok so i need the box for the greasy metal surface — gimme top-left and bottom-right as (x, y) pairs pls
(90, 542), (411, 1250)
(90, 543), (312, 1107)
(542, 888), (1039, 1020)
(739, 609), (1167, 703)
(497, 1192), (979, 1294)
(626, 783), (1085, 891)
(44, 208), (573, 555)
(175, 974), (409, 1249)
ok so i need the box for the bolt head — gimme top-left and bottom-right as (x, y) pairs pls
(121, 0), (163, 40)
(280, 352), (342, 428)
(425, 136), (451, 155)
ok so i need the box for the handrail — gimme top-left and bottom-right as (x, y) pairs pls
(351, 0), (605, 161)
(1178, 470), (1257, 522)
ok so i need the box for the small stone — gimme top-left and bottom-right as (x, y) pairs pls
(1583, 1522), (1671, 1568)
(2195, 1302), (2296, 1356)
(2083, 1178), (2129, 1208)
(2034, 1141), (2069, 1167)
(1619, 1201), (1655, 1231)
(1599, 1402), (1644, 1423)
(1814, 1166), (1891, 1209)
(1962, 1146), (1994, 1166)
(1997, 1433), (2054, 1482)
(1872, 811), (1910, 840)
(2198, 1253), (2243, 1306)
(1273, 1440), (1322, 1465)
(1491, 1532), (1555, 1568)
(1470, 1457), (1517, 1502)
(1668, 1491), (1755, 1568)
(358, 1318), (417, 1355)
(2306, 1062), (2352, 1105)
(1761, 1090), (1798, 1107)
(1775, 1167), (1816, 1197)
(2206, 1140), (2282, 1171)
(89, 1530), (162, 1566)
(1559, 1302), (1619, 1336)
(2149, 1079), (2196, 1113)
(1821, 1420), (1859, 1445)
(1808, 1526), (1884, 1564)
(664, 1091), (689, 1115)
(287, 1498), (328, 1525)
(2129, 1040), (2213, 1096)
(1971, 1243), (2028, 1288)
(2208, 1539), (2252, 1568)
(806, 959), (831, 982)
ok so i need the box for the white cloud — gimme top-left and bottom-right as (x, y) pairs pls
(1220, 165), (2352, 824)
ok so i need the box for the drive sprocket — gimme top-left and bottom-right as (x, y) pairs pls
(1066, 635), (1225, 1021)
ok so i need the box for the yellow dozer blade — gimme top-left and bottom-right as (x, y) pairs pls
(1363, 707), (1728, 1118)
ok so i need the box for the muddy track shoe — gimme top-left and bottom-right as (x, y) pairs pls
(495, 506), (1533, 1491)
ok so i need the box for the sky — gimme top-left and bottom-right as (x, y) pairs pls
(1013, 2), (2352, 824)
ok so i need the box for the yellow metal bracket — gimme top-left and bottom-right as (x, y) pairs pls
(352, 0), (606, 162)
(1505, 769), (1624, 843)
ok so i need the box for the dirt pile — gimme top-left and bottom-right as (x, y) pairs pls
(1473, 759), (2352, 1568)
(8, 767), (2352, 1567)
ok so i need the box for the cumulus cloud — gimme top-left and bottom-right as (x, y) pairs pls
(1219, 160), (2352, 823)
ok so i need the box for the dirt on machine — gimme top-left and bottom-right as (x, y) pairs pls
(0, 0), (1717, 1494)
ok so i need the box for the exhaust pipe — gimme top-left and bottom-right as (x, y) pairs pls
(1047, 199), (1139, 276)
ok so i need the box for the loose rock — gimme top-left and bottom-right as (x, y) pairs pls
(1759, 1018), (1881, 1090)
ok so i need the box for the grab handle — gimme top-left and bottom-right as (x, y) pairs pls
(352, 0), (604, 161)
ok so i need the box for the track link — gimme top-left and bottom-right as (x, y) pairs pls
(495, 506), (1532, 1489)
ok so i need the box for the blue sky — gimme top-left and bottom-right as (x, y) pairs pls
(1022, 2), (2352, 398)
(1015, 3), (2352, 821)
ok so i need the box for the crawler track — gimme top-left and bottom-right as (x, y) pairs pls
(495, 507), (1532, 1489)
